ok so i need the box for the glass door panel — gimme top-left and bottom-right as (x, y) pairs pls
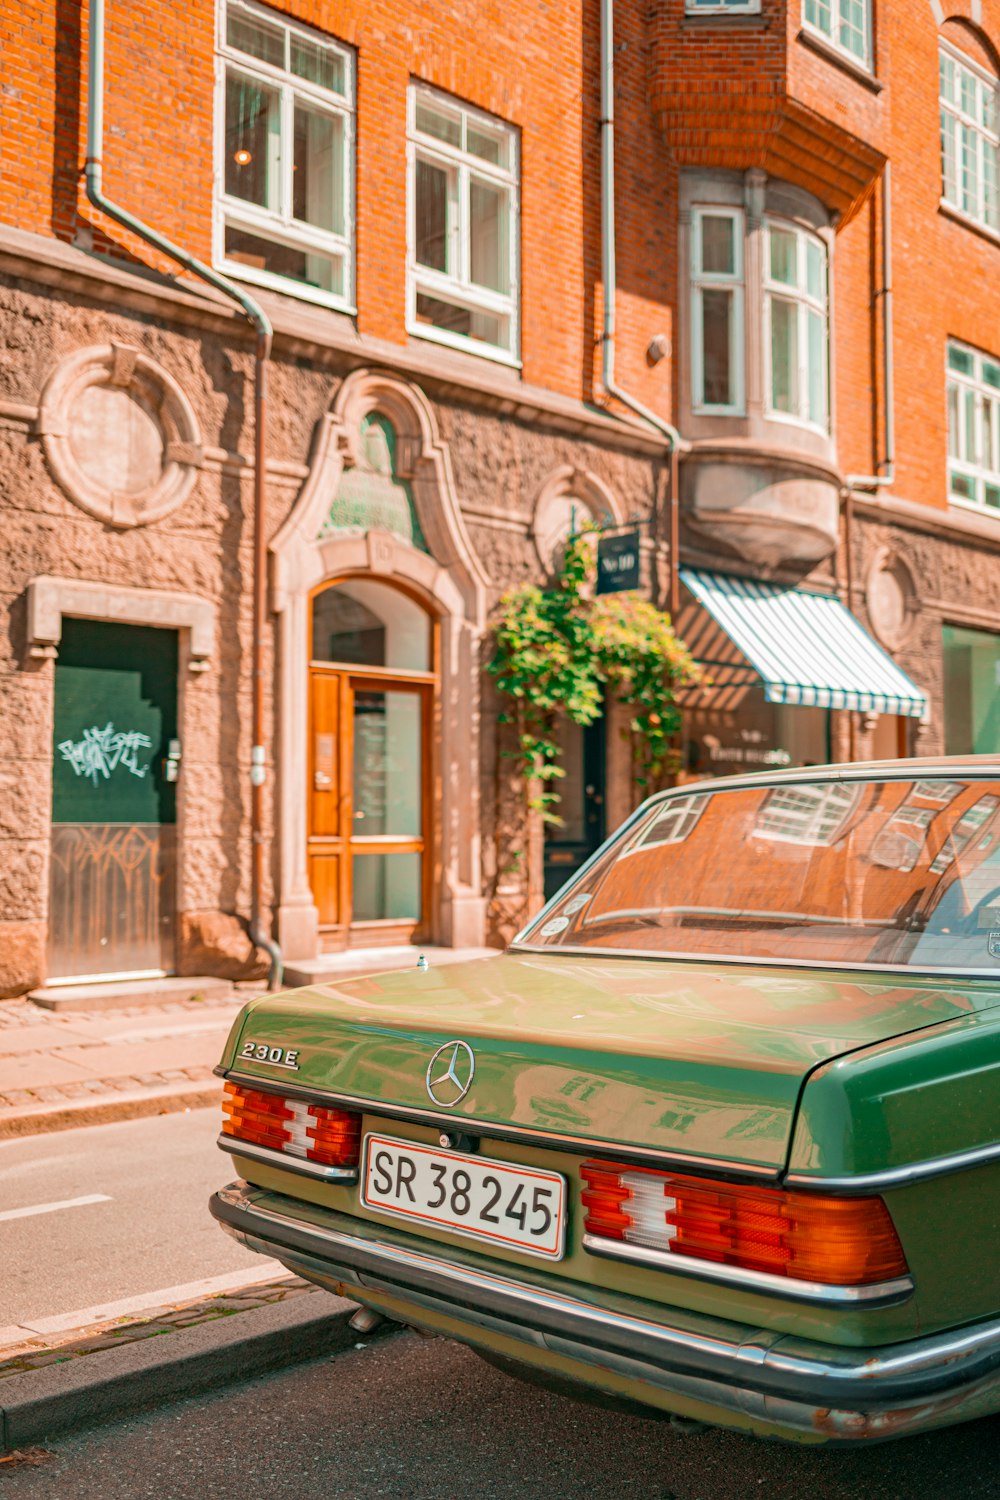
(351, 690), (422, 836)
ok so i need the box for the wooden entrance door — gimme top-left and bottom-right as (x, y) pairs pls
(308, 668), (432, 948)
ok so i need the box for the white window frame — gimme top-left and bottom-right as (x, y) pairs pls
(763, 217), (830, 433)
(686, 0), (761, 12)
(691, 206), (745, 415)
(406, 85), (520, 365)
(624, 796), (706, 854)
(939, 41), (1000, 238)
(214, 0), (355, 311)
(754, 784), (859, 845)
(947, 338), (1000, 512)
(802, 0), (872, 69)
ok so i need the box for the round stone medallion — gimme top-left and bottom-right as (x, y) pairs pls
(865, 547), (918, 651)
(38, 344), (203, 527)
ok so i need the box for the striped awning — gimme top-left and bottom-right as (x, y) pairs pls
(680, 569), (928, 718)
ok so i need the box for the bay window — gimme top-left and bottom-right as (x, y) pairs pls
(408, 87), (519, 361)
(218, 0), (354, 306)
(947, 339), (1000, 511)
(940, 43), (1000, 236)
(691, 208), (745, 414)
(765, 221), (829, 430)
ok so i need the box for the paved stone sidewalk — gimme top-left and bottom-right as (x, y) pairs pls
(0, 1275), (317, 1378)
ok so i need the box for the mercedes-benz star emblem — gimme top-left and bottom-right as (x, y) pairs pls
(425, 1040), (476, 1108)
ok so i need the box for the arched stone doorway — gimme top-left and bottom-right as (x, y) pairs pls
(270, 370), (489, 961)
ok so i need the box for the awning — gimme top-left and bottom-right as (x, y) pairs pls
(680, 569), (928, 718)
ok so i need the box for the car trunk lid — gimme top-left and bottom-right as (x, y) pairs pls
(225, 953), (994, 1175)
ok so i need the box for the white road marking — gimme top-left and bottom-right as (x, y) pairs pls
(0, 1193), (112, 1223)
(3, 1262), (286, 1341)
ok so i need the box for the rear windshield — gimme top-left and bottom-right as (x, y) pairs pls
(518, 775), (1000, 973)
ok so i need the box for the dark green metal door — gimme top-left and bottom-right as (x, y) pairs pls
(49, 620), (178, 980)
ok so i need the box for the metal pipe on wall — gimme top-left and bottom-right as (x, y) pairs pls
(84, 0), (283, 988)
(599, 0), (685, 620)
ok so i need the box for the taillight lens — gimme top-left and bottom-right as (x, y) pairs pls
(580, 1161), (908, 1287)
(222, 1083), (361, 1170)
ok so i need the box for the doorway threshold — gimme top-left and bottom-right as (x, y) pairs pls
(283, 945), (501, 988)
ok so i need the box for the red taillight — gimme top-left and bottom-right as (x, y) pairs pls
(222, 1082), (361, 1171)
(581, 1161), (908, 1287)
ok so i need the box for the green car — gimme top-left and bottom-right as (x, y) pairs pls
(211, 760), (1000, 1445)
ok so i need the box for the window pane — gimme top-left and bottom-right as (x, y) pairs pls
(700, 214), (735, 275)
(293, 104), (344, 235)
(470, 179), (509, 293)
(414, 159), (452, 272)
(965, 387), (977, 458)
(769, 226), (797, 286)
(948, 382), (961, 458)
(312, 580), (431, 670)
(962, 123), (980, 214)
(839, 0), (866, 59)
(806, 238), (825, 301)
(290, 36), (345, 94)
(949, 343), (975, 374)
(352, 853), (421, 921)
(769, 297), (797, 414)
(415, 101), (462, 148)
(226, 10), (284, 67)
(225, 72), (279, 209)
(943, 625), (1000, 755)
(941, 109), (958, 202)
(224, 223), (343, 295)
(415, 292), (503, 348)
(986, 361), (1000, 390)
(352, 691), (422, 837)
(807, 309), (826, 426)
(804, 0), (831, 36)
(701, 288), (733, 406)
(467, 123), (507, 167)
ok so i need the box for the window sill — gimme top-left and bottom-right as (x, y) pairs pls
(939, 200), (1000, 249)
(406, 320), (522, 370)
(682, 9), (767, 23)
(219, 256), (356, 316)
(949, 495), (1000, 520)
(796, 27), (882, 93)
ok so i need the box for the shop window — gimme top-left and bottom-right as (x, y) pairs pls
(408, 86), (519, 362)
(947, 340), (1000, 511)
(765, 220), (829, 430)
(943, 623), (1000, 754)
(754, 783), (859, 845)
(217, 0), (354, 307)
(691, 208), (745, 414)
(940, 43), (1000, 236)
(803, 0), (871, 68)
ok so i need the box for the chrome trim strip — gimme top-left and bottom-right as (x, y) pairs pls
(210, 1181), (1000, 1415)
(580, 1233), (914, 1308)
(214, 1071), (778, 1183)
(216, 1135), (358, 1184)
(508, 940), (1000, 982)
(785, 1139), (1000, 1194)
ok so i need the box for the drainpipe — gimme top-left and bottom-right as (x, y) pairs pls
(599, 0), (685, 619)
(842, 163), (894, 763)
(85, 0), (283, 988)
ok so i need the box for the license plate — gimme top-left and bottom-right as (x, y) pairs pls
(361, 1134), (567, 1261)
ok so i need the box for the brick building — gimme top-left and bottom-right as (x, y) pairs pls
(1, 0), (998, 994)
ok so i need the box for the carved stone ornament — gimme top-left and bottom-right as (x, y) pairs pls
(865, 546), (919, 652)
(531, 466), (623, 573)
(37, 343), (203, 527)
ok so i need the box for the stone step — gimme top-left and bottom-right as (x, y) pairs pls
(282, 945), (500, 988)
(28, 975), (237, 1014)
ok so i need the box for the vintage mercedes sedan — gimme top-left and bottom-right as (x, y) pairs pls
(211, 760), (1000, 1444)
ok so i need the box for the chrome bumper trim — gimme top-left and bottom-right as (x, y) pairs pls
(580, 1232), (914, 1308)
(217, 1135), (358, 1185)
(785, 1138), (1000, 1194)
(210, 1180), (1000, 1439)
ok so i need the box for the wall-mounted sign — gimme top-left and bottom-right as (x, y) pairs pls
(596, 530), (640, 595)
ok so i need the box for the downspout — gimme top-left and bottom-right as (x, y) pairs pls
(599, 0), (685, 619)
(842, 163), (894, 763)
(85, 0), (283, 988)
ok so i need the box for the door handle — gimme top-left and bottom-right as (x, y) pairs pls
(314, 771), (332, 789)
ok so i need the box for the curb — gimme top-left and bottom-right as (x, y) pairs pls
(0, 1289), (365, 1451)
(0, 1082), (222, 1139)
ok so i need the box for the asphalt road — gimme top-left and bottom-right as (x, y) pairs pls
(5, 1325), (1000, 1499)
(0, 1109), (265, 1328)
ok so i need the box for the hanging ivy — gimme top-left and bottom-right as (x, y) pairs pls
(488, 531), (700, 821)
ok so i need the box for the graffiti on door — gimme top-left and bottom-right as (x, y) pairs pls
(57, 722), (153, 786)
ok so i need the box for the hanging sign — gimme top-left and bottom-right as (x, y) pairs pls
(596, 530), (641, 595)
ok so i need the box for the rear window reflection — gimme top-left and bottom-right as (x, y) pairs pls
(519, 776), (1000, 972)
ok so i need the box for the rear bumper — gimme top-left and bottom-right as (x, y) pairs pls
(211, 1180), (1000, 1444)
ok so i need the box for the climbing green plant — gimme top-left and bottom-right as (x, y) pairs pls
(488, 530), (700, 822)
